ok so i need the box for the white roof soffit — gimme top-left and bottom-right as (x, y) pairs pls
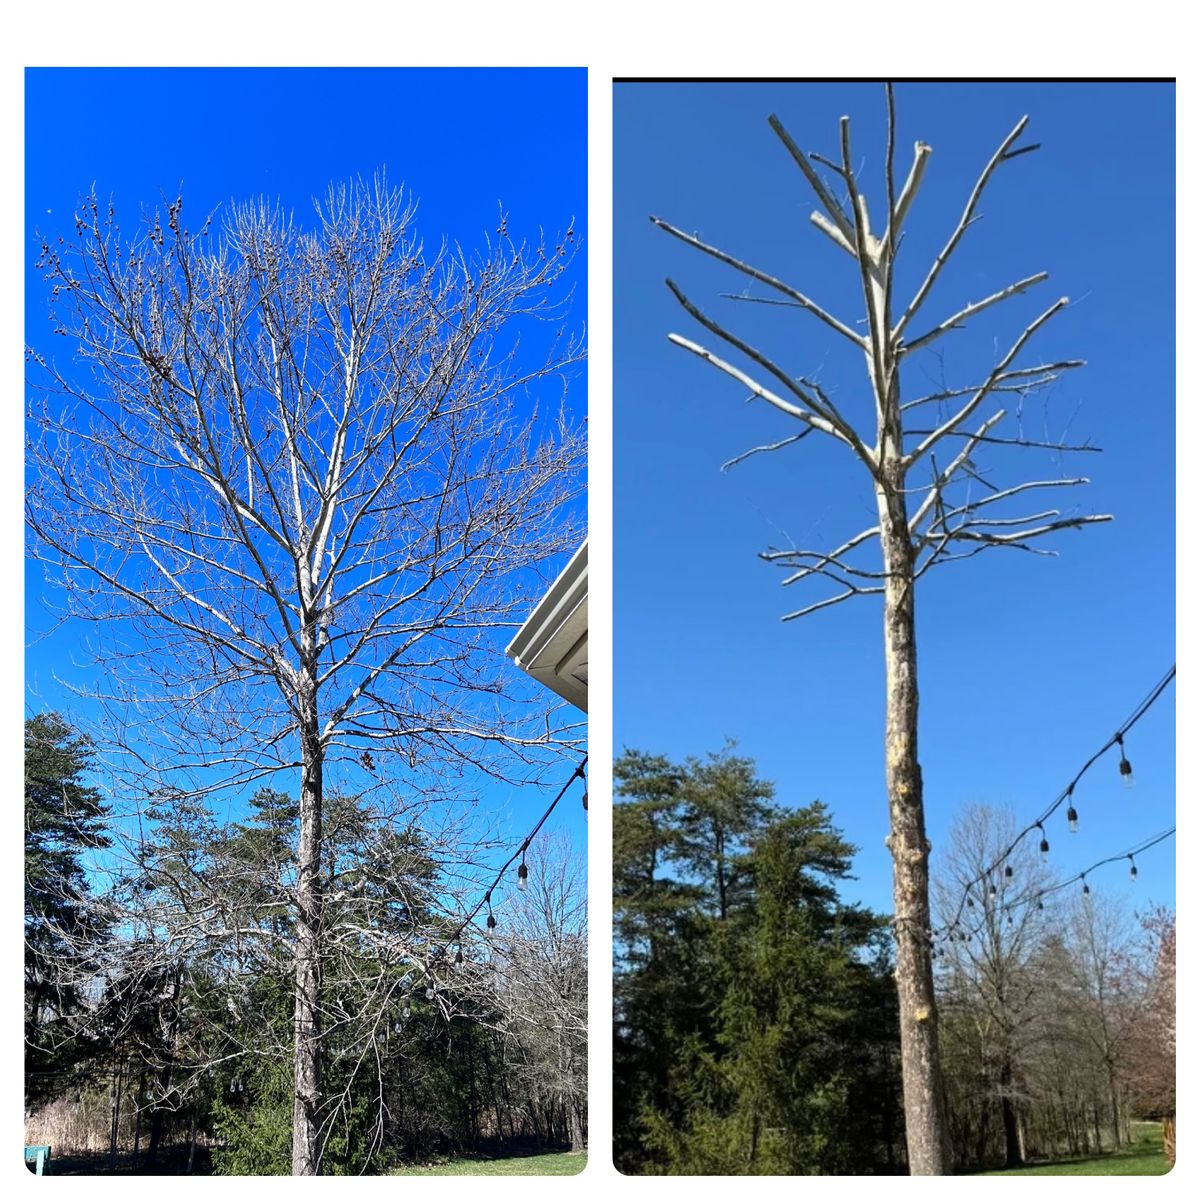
(505, 539), (588, 713)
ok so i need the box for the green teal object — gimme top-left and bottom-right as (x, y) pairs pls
(25, 1146), (51, 1175)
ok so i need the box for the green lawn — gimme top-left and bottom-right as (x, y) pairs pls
(391, 1150), (585, 1176)
(979, 1121), (1171, 1176)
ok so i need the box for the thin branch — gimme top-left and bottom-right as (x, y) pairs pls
(895, 115), (1034, 339)
(905, 297), (1069, 468)
(767, 113), (857, 253)
(902, 271), (1050, 356)
(651, 216), (864, 347)
(721, 429), (814, 472)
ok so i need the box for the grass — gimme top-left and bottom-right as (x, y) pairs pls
(979, 1121), (1171, 1176)
(390, 1150), (586, 1176)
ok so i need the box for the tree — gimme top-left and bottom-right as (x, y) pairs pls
(655, 85), (1109, 1172)
(27, 176), (585, 1173)
(24, 712), (110, 1109)
(1121, 907), (1174, 1124)
(491, 833), (588, 1152)
(613, 746), (903, 1175)
(933, 805), (1054, 1167)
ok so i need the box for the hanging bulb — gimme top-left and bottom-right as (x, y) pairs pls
(1038, 824), (1050, 855)
(1006, 912), (1014, 927)
(517, 861), (528, 892)
(1066, 805), (1079, 833)
(425, 984), (435, 1001)
(402, 997), (412, 1020)
(1117, 737), (1135, 789)
(967, 894), (975, 908)
(454, 948), (464, 966)
(582, 790), (588, 812)
(1129, 856), (1138, 882)
(1037, 898), (1044, 911)
(486, 912), (496, 936)
(989, 881), (997, 900)
(1004, 865), (1014, 879)
(1082, 878), (1091, 897)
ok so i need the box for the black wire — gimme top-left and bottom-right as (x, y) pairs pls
(937, 664), (1175, 938)
(405, 754), (587, 989)
(939, 826), (1175, 945)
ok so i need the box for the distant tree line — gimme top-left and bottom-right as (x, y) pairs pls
(933, 805), (1175, 1170)
(24, 713), (586, 1174)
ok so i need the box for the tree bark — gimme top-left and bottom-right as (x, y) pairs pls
(291, 683), (324, 1176)
(878, 466), (949, 1175)
(1000, 1059), (1023, 1167)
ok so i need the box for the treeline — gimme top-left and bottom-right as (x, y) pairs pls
(613, 746), (903, 1175)
(25, 713), (586, 1174)
(934, 806), (1175, 1170)
(612, 746), (1176, 1177)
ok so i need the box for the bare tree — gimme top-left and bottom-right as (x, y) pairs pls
(934, 805), (1054, 1167)
(656, 85), (1109, 1173)
(27, 176), (585, 1173)
(490, 833), (587, 1152)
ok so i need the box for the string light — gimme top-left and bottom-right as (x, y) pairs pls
(1004, 865), (1014, 879)
(1082, 878), (1091, 897)
(1128, 856), (1138, 882)
(935, 666), (1174, 940)
(1116, 734), (1134, 788)
(425, 984), (435, 1000)
(517, 844), (529, 892)
(454, 948), (463, 966)
(988, 880), (997, 901)
(402, 997), (411, 1020)
(582, 790), (588, 812)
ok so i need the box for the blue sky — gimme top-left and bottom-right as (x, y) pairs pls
(614, 81), (1175, 919)
(25, 67), (589, 859)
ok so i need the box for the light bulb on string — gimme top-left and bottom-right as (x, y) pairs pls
(582, 790), (588, 813)
(402, 997), (411, 1020)
(988, 880), (997, 901)
(1116, 735), (1134, 789)
(1038, 823), (1050, 855)
(485, 891), (496, 937)
(454, 948), (463, 967)
(517, 855), (529, 893)
(1082, 876), (1091, 898)
(1004, 865), (1014, 880)
(967, 894), (975, 909)
(1066, 804), (1079, 833)
(425, 984), (435, 1001)
(1128, 856), (1138, 882)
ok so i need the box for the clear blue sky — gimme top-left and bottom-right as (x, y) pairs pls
(614, 81), (1175, 918)
(25, 67), (589, 854)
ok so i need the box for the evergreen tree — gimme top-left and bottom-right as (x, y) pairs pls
(25, 712), (110, 1106)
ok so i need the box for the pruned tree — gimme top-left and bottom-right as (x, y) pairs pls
(655, 85), (1109, 1173)
(27, 175), (585, 1173)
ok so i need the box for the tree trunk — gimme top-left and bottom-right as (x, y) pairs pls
(566, 1058), (585, 1153)
(878, 469), (949, 1175)
(132, 1069), (145, 1168)
(291, 699), (324, 1176)
(1000, 1059), (1023, 1167)
(109, 1061), (123, 1171)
